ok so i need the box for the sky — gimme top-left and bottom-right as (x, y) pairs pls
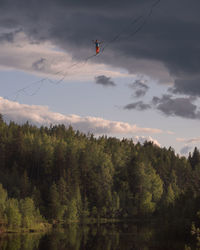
(0, 0), (200, 155)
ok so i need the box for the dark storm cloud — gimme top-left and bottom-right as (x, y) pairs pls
(32, 58), (46, 71)
(0, 29), (21, 43)
(123, 94), (200, 120)
(129, 79), (149, 98)
(124, 101), (151, 110)
(169, 77), (200, 97)
(0, 31), (15, 43)
(152, 95), (200, 119)
(94, 75), (116, 87)
(1, 0), (200, 94)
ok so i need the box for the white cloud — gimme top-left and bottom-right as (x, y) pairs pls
(132, 135), (161, 147)
(0, 97), (162, 135)
(177, 137), (200, 156)
(176, 137), (200, 144)
(0, 31), (135, 82)
(180, 145), (193, 156)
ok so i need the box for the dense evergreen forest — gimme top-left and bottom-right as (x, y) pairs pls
(0, 114), (200, 243)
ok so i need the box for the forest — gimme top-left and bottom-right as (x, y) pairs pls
(0, 114), (200, 244)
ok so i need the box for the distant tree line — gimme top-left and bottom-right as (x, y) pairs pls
(0, 114), (200, 233)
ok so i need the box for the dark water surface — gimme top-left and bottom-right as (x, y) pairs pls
(0, 222), (189, 250)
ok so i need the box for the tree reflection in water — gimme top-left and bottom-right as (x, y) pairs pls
(0, 222), (187, 250)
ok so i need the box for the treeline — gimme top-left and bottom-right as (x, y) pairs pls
(0, 114), (200, 230)
(0, 183), (45, 231)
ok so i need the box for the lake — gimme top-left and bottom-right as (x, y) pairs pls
(0, 221), (190, 250)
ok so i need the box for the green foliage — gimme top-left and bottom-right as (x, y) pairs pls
(20, 197), (44, 228)
(48, 183), (65, 222)
(0, 183), (7, 222)
(0, 183), (45, 231)
(67, 198), (78, 221)
(128, 162), (163, 216)
(5, 198), (21, 229)
(0, 183), (7, 205)
(165, 184), (175, 206)
(81, 197), (90, 219)
(20, 198), (35, 228)
(0, 115), (200, 229)
(189, 147), (200, 169)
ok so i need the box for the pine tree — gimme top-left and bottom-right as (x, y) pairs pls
(5, 199), (21, 229)
(189, 147), (200, 169)
(20, 170), (30, 198)
(165, 184), (175, 206)
(48, 183), (65, 222)
(0, 184), (7, 224)
(20, 198), (35, 228)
